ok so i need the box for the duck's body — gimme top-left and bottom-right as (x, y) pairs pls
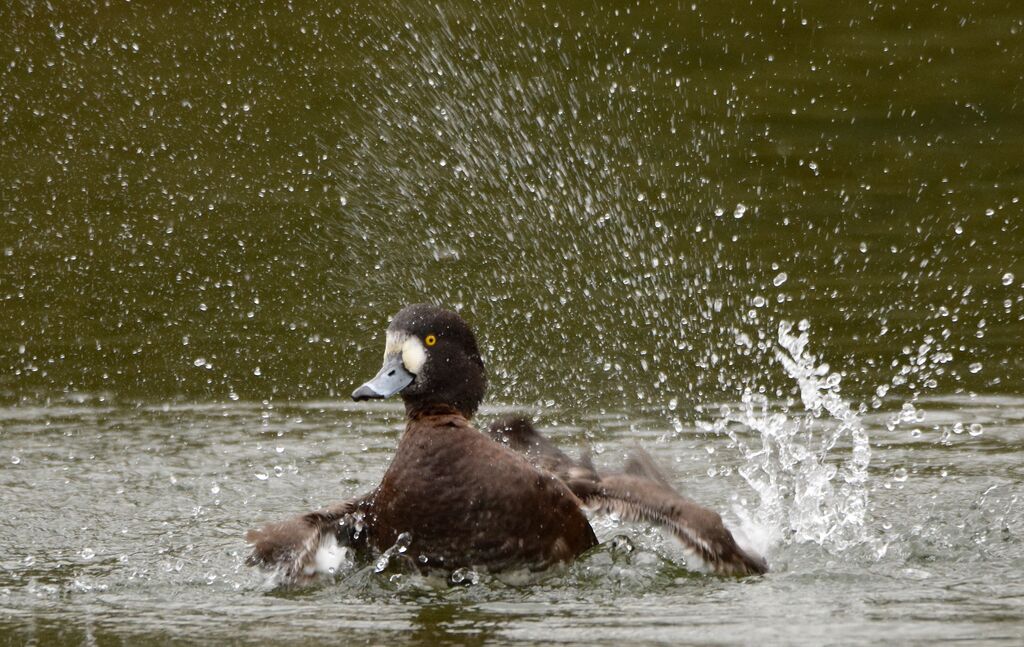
(245, 304), (766, 585)
(366, 410), (596, 570)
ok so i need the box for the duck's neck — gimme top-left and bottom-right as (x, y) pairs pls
(404, 401), (473, 421)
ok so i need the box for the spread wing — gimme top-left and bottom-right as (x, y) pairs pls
(568, 462), (768, 576)
(489, 416), (768, 577)
(244, 495), (370, 586)
(488, 416), (598, 481)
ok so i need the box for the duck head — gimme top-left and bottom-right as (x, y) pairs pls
(351, 304), (487, 418)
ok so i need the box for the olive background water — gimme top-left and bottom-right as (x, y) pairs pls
(2, 1), (1023, 645)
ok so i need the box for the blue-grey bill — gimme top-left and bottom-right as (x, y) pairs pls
(351, 354), (415, 400)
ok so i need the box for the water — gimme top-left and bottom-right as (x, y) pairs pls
(2, 386), (1022, 643)
(3, 0), (1024, 644)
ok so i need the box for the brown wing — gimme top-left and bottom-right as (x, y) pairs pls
(488, 415), (598, 481)
(244, 495), (370, 585)
(492, 417), (768, 576)
(568, 451), (768, 576)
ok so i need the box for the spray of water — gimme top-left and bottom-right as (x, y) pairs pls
(701, 320), (872, 554)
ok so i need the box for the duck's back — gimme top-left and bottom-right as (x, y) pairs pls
(366, 414), (597, 571)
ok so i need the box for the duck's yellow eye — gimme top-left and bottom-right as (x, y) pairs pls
(424, 334), (437, 347)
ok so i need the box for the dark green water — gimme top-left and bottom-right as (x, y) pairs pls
(2, 1), (1023, 644)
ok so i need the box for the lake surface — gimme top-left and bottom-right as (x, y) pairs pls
(1, 395), (1022, 645)
(2, 1), (1023, 644)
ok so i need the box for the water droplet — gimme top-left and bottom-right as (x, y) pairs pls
(10, 455), (20, 465)
(394, 532), (412, 553)
(733, 203), (747, 219)
(714, 207), (725, 217)
(636, 192), (646, 202)
(610, 535), (635, 553)
(892, 467), (908, 482)
(210, 484), (220, 494)
(254, 471), (269, 481)
(80, 548), (95, 560)
(242, 103), (251, 112)
(773, 272), (788, 286)
(752, 295), (767, 308)
(1002, 272), (1014, 286)
(193, 357), (206, 367)
(968, 423), (983, 437)
(253, 366), (262, 376)
(449, 567), (480, 585)
(968, 362), (982, 374)
(859, 241), (868, 253)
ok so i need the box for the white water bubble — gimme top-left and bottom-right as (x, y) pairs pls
(254, 471), (269, 481)
(968, 423), (983, 437)
(10, 455), (20, 465)
(193, 357), (206, 367)
(892, 467), (908, 482)
(752, 295), (767, 308)
(1002, 272), (1014, 286)
(80, 548), (95, 560)
(450, 567), (480, 585)
(968, 362), (982, 374)
(733, 203), (747, 218)
(636, 192), (646, 202)
(395, 532), (412, 553)
(773, 272), (788, 286)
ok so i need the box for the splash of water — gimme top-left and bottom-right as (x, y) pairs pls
(702, 320), (872, 553)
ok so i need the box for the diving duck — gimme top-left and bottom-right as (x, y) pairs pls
(245, 304), (766, 584)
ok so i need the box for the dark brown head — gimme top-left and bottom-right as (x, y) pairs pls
(351, 304), (487, 418)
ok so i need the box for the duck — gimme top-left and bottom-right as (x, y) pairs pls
(245, 303), (767, 585)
